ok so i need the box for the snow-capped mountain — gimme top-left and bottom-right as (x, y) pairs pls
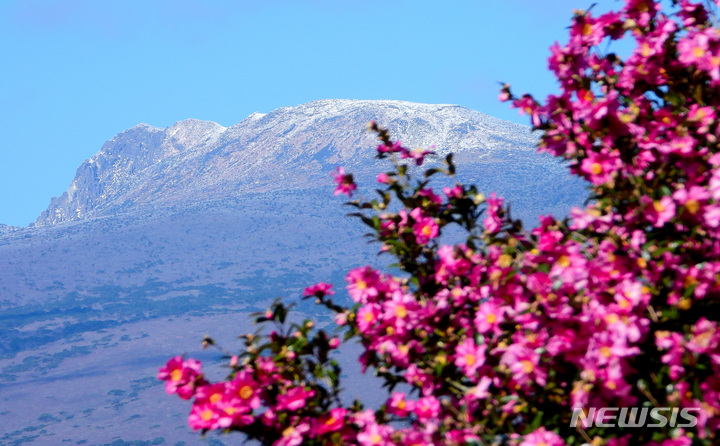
(36, 99), (556, 226)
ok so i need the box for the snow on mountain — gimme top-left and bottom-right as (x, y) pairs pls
(35, 99), (546, 226)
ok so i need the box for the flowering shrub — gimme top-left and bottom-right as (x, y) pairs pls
(160, 1), (720, 444)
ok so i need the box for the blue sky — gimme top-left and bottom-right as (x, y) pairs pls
(0, 0), (615, 227)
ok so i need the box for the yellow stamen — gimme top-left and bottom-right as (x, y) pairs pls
(395, 305), (407, 318)
(498, 254), (512, 268)
(170, 369), (183, 382)
(239, 385), (254, 400)
(557, 255), (571, 268)
(641, 42), (651, 57)
(282, 426), (296, 437)
(521, 360), (534, 374)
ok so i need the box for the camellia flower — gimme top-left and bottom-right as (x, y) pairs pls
(158, 356), (203, 399)
(643, 195), (676, 227)
(377, 172), (393, 184)
(302, 282), (334, 298)
(331, 166), (356, 197)
(519, 427), (566, 446)
(276, 387), (316, 412)
(413, 396), (441, 422)
(501, 344), (546, 387)
(386, 392), (414, 417)
(275, 421), (311, 446)
(442, 185), (464, 199)
(230, 370), (261, 409)
(188, 402), (222, 431)
(400, 146), (434, 165)
(377, 140), (404, 154)
(346, 266), (382, 303)
(357, 422), (392, 446)
(356, 304), (381, 333)
(313, 408), (348, 436)
(454, 337), (486, 377)
(474, 301), (504, 336)
(411, 207), (439, 245)
(579, 150), (621, 185)
(483, 193), (504, 233)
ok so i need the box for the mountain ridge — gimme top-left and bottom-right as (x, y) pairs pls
(35, 99), (542, 226)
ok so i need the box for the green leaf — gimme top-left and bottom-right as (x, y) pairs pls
(526, 410), (544, 433)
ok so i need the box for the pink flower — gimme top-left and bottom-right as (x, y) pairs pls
(474, 302), (504, 335)
(276, 387), (315, 412)
(500, 345), (546, 387)
(377, 173), (392, 184)
(443, 185), (464, 199)
(469, 376), (493, 400)
(331, 166), (356, 197)
(579, 151), (621, 185)
(194, 382), (228, 405)
(454, 338), (486, 376)
(377, 140), (404, 154)
(382, 290), (418, 334)
(230, 370), (261, 409)
(687, 318), (719, 354)
(302, 282), (334, 298)
(313, 408), (347, 436)
(357, 422), (392, 446)
(513, 94), (542, 127)
(400, 147), (434, 165)
(410, 207), (439, 245)
(519, 427), (566, 446)
(274, 421), (310, 446)
(677, 31), (710, 67)
(346, 266), (382, 303)
(643, 195), (676, 227)
(673, 185), (709, 218)
(413, 396), (441, 422)
(194, 383), (255, 429)
(188, 402), (222, 431)
(483, 193), (504, 233)
(158, 356), (203, 399)
(386, 392), (414, 417)
(418, 188), (443, 206)
(356, 304), (380, 333)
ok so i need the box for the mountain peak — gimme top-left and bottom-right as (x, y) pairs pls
(35, 100), (543, 226)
